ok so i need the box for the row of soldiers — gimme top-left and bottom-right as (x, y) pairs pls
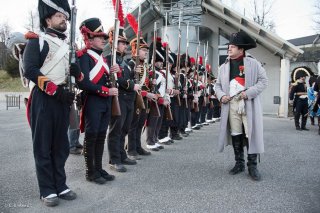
(75, 18), (222, 177)
(21, 0), (221, 207)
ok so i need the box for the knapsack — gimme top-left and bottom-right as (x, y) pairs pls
(6, 31), (44, 88)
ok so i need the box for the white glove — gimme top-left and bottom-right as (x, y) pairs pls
(237, 99), (246, 115)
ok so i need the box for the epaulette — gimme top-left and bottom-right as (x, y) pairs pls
(25, 31), (39, 40)
(76, 48), (87, 58)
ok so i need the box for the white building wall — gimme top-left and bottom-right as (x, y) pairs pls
(201, 13), (281, 115)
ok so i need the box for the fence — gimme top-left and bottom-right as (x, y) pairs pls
(5, 94), (21, 110)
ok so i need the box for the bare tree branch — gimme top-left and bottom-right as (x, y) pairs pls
(250, 0), (276, 32)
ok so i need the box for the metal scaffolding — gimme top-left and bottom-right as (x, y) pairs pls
(149, 0), (203, 25)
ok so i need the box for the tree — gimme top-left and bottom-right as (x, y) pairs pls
(0, 22), (11, 69)
(221, 0), (276, 32)
(24, 9), (39, 32)
(250, 0), (276, 32)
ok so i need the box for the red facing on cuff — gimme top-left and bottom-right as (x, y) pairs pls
(45, 81), (58, 96)
(141, 90), (148, 97)
(157, 97), (164, 105)
(117, 72), (122, 78)
(98, 86), (109, 97)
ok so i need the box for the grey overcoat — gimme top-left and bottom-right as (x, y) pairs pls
(215, 53), (268, 154)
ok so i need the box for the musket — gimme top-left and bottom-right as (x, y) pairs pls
(134, 4), (146, 111)
(110, 0), (121, 116)
(202, 41), (209, 107)
(149, 22), (160, 117)
(164, 13), (173, 121)
(68, 0), (80, 130)
(192, 42), (200, 112)
(184, 22), (189, 109)
(174, 10), (182, 107)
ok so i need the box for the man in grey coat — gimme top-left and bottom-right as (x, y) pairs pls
(215, 31), (268, 181)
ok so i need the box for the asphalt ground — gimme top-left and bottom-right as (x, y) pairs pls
(0, 105), (319, 213)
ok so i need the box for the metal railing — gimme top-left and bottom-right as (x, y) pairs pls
(5, 94), (21, 110)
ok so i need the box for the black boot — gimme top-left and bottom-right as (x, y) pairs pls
(301, 117), (309, 131)
(229, 135), (245, 175)
(310, 117), (315, 125)
(247, 154), (261, 181)
(83, 134), (106, 184)
(95, 133), (115, 181)
(294, 113), (301, 130)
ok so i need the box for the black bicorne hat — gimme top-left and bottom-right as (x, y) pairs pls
(291, 68), (310, 82)
(79, 18), (108, 40)
(38, 0), (71, 31)
(149, 37), (165, 64)
(229, 31), (257, 50)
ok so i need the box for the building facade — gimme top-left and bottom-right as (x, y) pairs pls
(124, 0), (305, 117)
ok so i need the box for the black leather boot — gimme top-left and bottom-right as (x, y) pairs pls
(95, 133), (115, 181)
(247, 154), (261, 181)
(229, 135), (245, 175)
(294, 113), (301, 130)
(301, 117), (309, 131)
(84, 133), (106, 184)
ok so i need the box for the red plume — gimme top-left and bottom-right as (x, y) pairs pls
(162, 42), (168, 48)
(112, 0), (125, 27)
(190, 57), (195, 64)
(126, 13), (138, 35)
(198, 56), (203, 65)
(206, 64), (211, 72)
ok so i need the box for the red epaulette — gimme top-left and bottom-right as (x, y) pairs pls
(25, 31), (39, 40)
(76, 48), (87, 58)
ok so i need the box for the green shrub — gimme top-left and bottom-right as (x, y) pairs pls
(4, 56), (19, 78)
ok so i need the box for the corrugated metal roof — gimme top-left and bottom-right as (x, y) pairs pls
(124, 0), (163, 40)
(288, 34), (320, 46)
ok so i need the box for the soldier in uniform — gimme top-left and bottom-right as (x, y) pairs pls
(289, 69), (309, 130)
(206, 71), (216, 123)
(77, 18), (119, 184)
(159, 49), (182, 144)
(127, 37), (156, 158)
(198, 63), (209, 126)
(145, 37), (170, 151)
(23, 0), (79, 206)
(178, 53), (191, 137)
(106, 25), (138, 172)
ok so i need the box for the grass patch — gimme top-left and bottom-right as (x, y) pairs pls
(0, 70), (29, 92)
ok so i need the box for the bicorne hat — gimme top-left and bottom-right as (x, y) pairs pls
(38, 0), (71, 31)
(291, 67), (310, 82)
(149, 37), (165, 64)
(229, 31), (256, 50)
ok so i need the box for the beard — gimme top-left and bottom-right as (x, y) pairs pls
(52, 21), (67, 33)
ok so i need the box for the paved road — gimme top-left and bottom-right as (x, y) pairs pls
(0, 108), (319, 213)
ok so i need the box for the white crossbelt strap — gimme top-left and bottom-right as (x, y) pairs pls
(29, 34), (69, 91)
(87, 49), (109, 81)
(40, 38), (69, 74)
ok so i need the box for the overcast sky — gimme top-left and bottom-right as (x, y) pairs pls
(0, 0), (318, 40)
